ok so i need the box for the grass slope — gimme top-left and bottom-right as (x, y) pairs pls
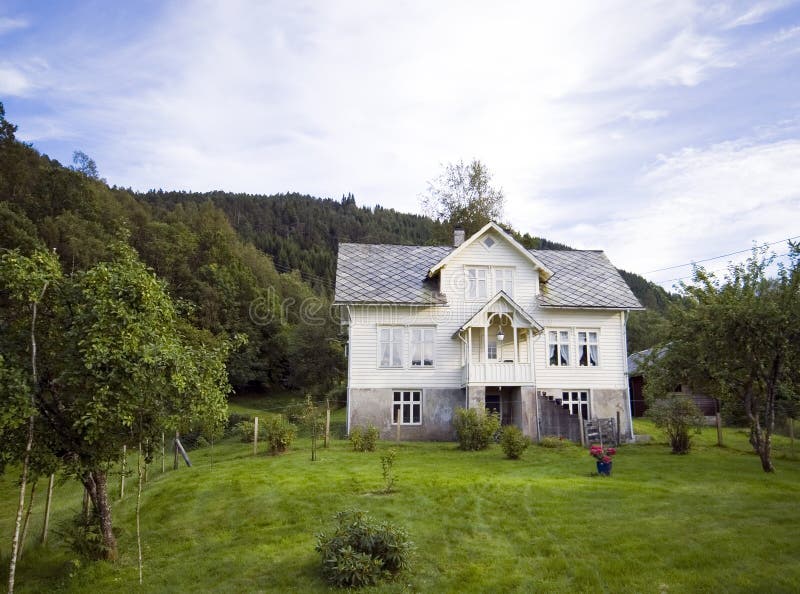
(2, 420), (799, 593)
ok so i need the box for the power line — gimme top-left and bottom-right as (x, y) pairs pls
(657, 251), (794, 285)
(643, 235), (800, 274)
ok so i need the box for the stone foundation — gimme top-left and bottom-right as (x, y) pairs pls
(348, 387), (465, 441)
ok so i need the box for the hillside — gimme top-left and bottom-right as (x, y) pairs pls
(1, 423), (798, 592)
(1, 103), (672, 389)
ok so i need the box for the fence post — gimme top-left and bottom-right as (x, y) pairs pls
(324, 400), (331, 448)
(40, 473), (55, 545)
(716, 413), (723, 447)
(161, 432), (165, 473)
(119, 445), (126, 500)
(253, 416), (259, 456)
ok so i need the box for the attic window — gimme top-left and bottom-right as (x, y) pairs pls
(483, 237), (496, 249)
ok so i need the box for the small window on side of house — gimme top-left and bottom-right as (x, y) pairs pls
(392, 390), (422, 425)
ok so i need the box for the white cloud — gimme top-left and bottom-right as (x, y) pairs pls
(0, 16), (27, 35)
(0, 64), (32, 95)
(563, 135), (800, 287)
(4, 0), (798, 285)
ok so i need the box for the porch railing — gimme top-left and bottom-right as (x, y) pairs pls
(462, 362), (533, 385)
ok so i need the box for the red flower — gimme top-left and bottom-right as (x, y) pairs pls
(607, 448), (616, 456)
(602, 455), (611, 463)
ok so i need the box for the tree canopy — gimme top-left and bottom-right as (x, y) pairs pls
(643, 244), (800, 471)
(0, 244), (235, 559)
(421, 159), (505, 237)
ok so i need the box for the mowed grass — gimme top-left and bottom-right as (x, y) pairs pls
(1, 419), (799, 593)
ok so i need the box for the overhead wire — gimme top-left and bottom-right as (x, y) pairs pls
(643, 235), (799, 274)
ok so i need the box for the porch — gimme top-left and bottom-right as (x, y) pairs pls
(456, 292), (541, 387)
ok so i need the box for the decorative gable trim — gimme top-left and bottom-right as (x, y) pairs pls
(427, 222), (553, 281)
(454, 290), (544, 336)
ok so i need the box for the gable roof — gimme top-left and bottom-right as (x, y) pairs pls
(455, 291), (543, 335)
(427, 222), (553, 280)
(334, 243), (451, 304)
(334, 240), (644, 310)
(530, 249), (644, 310)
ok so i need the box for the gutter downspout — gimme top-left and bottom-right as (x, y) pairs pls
(457, 331), (469, 408)
(531, 329), (543, 442)
(346, 305), (353, 436)
(621, 310), (635, 441)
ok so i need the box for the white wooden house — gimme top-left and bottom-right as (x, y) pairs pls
(334, 222), (643, 441)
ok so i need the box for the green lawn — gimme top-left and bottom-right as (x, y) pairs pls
(2, 420), (799, 593)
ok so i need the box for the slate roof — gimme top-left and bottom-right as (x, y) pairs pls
(334, 243), (644, 310)
(334, 244), (453, 304)
(627, 347), (654, 375)
(530, 250), (644, 310)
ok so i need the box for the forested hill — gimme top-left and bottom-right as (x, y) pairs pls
(1, 103), (671, 389)
(139, 190), (588, 293)
(139, 191), (676, 353)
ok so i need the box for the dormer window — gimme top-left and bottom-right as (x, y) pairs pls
(494, 268), (514, 296)
(466, 267), (488, 299)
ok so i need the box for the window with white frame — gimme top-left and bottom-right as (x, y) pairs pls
(561, 390), (589, 419)
(548, 329), (570, 366)
(487, 339), (498, 360)
(392, 390), (422, 424)
(577, 330), (599, 366)
(494, 267), (514, 296)
(410, 327), (435, 367)
(466, 267), (488, 299)
(379, 327), (404, 368)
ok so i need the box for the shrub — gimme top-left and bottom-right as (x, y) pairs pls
(500, 425), (530, 459)
(350, 424), (379, 452)
(647, 394), (705, 454)
(540, 436), (568, 449)
(380, 449), (397, 493)
(316, 509), (412, 588)
(452, 408), (501, 451)
(263, 414), (296, 454)
(226, 412), (253, 436)
(234, 420), (260, 443)
(57, 512), (116, 560)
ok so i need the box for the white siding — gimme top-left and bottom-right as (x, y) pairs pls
(346, 228), (629, 392)
(532, 309), (626, 390)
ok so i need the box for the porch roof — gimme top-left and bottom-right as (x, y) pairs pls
(453, 291), (543, 337)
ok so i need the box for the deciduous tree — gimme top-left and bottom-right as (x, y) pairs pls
(645, 244), (800, 471)
(421, 159), (505, 236)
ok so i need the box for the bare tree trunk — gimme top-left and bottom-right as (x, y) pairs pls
(9, 284), (48, 594)
(82, 470), (118, 560)
(18, 481), (37, 561)
(745, 383), (775, 473)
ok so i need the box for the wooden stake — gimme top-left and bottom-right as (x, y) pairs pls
(136, 442), (144, 585)
(119, 445), (127, 500)
(41, 473), (55, 545)
(578, 402), (586, 447)
(17, 481), (37, 561)
(396, 407), (401, 443)
(616, 411), (621, 446)
(324, 400), (331, 448)
(173, 431), (179, 470)
(253, 416), (259, 456)
(161, 432), (165, 474)
(716, 413), (723, 447)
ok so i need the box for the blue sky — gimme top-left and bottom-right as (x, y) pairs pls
(1, 1), (799, 287)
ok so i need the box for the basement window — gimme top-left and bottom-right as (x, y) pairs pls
(392, 390), (422, 425)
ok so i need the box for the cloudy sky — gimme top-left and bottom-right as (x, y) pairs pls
(1, 1), (799, 288)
